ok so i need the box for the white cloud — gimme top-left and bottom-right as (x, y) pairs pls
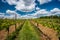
(51, 8), (60, 12)
(34, 8), (60, 17)
(6, 8), (60, 19)
(19, 14), (37, 19)
(36, 7), (40, 11)
(0, 13), (5, 18)
(1, 8), (60, 19)
(37, 9), (49, 14)
(6, 0), (17, 5)
(3, 0), (36, 12)
(4, 15), (14, 19)
(50, 8), (60, 16)
(19, 9), (49, 19)
(0, 13), (4, 15)
(15, 0), (36, 12)
(34, 9), (49, 16)
(38, 0), (52, 4)
(6, 10), (38, 19)
(6, 10), (21, 19)
(6, 10), (16, 14)
(15, 1), (35, 12)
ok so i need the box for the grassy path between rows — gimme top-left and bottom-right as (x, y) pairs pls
(17, 20), (41, 40)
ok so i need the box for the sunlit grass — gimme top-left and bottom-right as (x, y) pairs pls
(17, 20), (41, 40)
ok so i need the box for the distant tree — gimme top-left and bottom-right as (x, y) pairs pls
(39, 15), (60, 19)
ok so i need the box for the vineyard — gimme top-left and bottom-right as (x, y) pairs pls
(33, 18), (60, 38)
(0, 17), (60, 40)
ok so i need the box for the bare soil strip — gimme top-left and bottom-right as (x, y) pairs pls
(0, 23), (21, 40)
(0, 30), (8, 40)
(9, 23), (21, 34)
(30, 21), (50, 40)
(31, 21), (59, 40)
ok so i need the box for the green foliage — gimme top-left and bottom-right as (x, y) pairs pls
(40, 15), (60, 19)
(0, 19), (23, 31)
(34, 18), (60, 38)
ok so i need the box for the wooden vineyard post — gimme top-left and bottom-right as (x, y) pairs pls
(6, 25), (9, 40)
(15, 14), (17, 31)
(37, 23), (39, 27)
(15, 21), (16, 31)
(8, 27), (9, 40)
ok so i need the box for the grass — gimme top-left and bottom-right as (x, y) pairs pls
(17, 20), (41, 40)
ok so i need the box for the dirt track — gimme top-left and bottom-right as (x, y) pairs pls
(31, 21), (59, 40)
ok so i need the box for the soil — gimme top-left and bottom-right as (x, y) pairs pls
(0, 23), (21, 40)
(9, 25), (15, 34)
(9, 23), (21, 35)
(31, 21), (59, 40)
(0, 30), (8, 40)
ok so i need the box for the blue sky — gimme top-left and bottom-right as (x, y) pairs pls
(0, 0), (60, 19)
